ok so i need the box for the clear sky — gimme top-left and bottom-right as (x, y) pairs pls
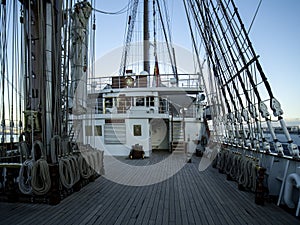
(93, 0), (300, 121)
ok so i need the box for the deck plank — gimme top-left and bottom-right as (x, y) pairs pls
(0, 153), (299, 225)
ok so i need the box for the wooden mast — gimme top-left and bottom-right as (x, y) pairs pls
(143, 0), (150, 73)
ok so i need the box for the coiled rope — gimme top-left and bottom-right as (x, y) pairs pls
(59, 154), (81, 189)
(18, 141), (51, 195)
(59, 157), (74, 189)
(31, 158), (51, 195)
(216, 149), (259, 191)
(96, 150), (105, 175)
(31, 141), (51, 195)
(18, 158), (34, 195)
(69, 155), (80, 183)
(78, 154), (92, 179)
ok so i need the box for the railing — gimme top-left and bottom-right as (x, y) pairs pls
(88, 99), (200, 120)
(87, 73), (203, 93)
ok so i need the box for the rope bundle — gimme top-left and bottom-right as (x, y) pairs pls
(215, 149), (259, 191)
(78, 154), (93, 179)
(58, 147), (104, 188)
(59, 155), (81, 189)
(69, 155), (80, 183)
(31, 158), (51, 195)
(78, 146), (105, 179)
(18, 159), (34, 195)
(18, 140), (105, 194)
(59, 157), (74, 189)
(18, 141), (51, 195)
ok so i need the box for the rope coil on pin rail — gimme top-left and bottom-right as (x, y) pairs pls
(59, 156), (74, 189)
(18, 142), (33, 194)
(77, 145), (102, 179)
(18, 141), (50, 195)
(69, 155), (80, 183)
(58, 143), (81, 189)
(97, 150), (105, 175)
(78, 154), (91, 179)
(214, 149), (260, 192)
(30, 141), (51, 195)
(18, 158), (34, 195)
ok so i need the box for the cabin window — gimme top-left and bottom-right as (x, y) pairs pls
(117, 95), (126, 107)
(159, 98), (167, 113)
(136, 97), (145, 106)
(117, 95), (132, 113)
(146, 96), (155, 107)
(133, 125), (142, 136)
(118, 96), (133, 107)
(105, 98), (114, 113)
(96, 96), (103, 114)
(105, 98), (113, 108)
(85, 125), (93, 136)
(126, 97), (133, 107)
(94, 125), (102, 136)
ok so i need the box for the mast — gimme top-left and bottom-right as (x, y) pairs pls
(143, 0), (150, 73)
(70, 1), (92, 115)
(20, 0), (63, 150)
(45, 2), (53, 154)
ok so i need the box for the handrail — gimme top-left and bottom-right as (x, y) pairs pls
(87, 73), (203, 93)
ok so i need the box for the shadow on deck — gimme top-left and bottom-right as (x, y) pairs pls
(0, 153), (299, 225)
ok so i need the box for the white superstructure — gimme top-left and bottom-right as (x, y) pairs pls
(73, 73), (207, 157)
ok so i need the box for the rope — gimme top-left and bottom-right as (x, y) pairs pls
(97, 150), (105, 175)
(238, 157), (248, 186)
(50, 135), (61, 163)
(251, 162), (257, 192)
(225, 152), (233, 174)
(18, 141), (29, 162)
(18, 159), (34, 195)
(21, 141), (51, 195)
(247, 0), (262, 34)
(92, 2), (130, 15)
(216, 149), (259, 191)
(87, 153), (95, 174)
(31, 158), (51, 195)
(69, 155), (80, 183)
(31, 140), (45, 161)
(78, 154), (92, 179)
(59, 157), (74, 189)
(229, 154), (240, 180)
(244, 160), (251, 188)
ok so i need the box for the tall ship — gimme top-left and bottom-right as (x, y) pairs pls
(0, 0), (300, 223)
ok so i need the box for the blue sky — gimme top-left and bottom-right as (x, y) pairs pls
(237, 0), (300, 121)
(93, 0), (300, 120)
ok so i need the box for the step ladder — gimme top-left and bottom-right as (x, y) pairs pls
(172, 121), (186, 153)
(69, 120), (83, 143)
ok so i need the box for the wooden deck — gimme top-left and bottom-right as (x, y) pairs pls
(0, 152), (299, 225)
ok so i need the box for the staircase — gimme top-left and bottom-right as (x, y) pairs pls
(171, 121), (186, 153)
(69, 120), (83, 143)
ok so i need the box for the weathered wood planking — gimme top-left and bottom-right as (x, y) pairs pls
(0, 153), (299, 225)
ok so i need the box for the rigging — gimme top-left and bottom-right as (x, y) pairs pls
(92, 2), (130, 15)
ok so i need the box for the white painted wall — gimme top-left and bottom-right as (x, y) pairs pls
(126, 118), (151, 156)
(85, 118), (151, 157)
(185, 119), (202, 153)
